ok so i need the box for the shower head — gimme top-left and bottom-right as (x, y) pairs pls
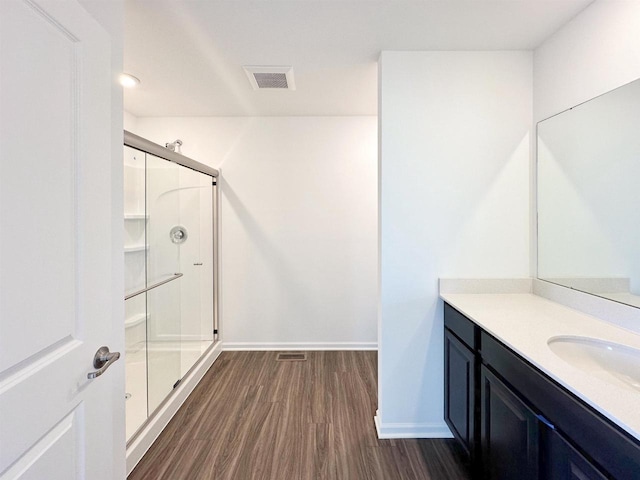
(165, 139), (183, 153)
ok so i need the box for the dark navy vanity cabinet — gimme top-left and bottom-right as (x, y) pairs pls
(444, 303), (640, 480)
(479, 365), (540, 480)
(444, 305), (478, 465)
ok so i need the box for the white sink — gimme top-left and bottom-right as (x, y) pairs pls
(547, 336), (640, 393)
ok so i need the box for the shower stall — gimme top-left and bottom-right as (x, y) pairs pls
(123, 131), (219, 445)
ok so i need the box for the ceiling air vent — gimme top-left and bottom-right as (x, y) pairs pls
(243, 65), (296, 90)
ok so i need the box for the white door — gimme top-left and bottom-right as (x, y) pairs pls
(0, 1), (124, 479)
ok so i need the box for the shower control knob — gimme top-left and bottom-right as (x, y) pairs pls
(170, 225), (188, 244)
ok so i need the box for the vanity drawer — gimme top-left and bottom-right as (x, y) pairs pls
(481, 331), (640, 480)
(444, 303), (478, 349)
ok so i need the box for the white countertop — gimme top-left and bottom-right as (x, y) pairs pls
(440, 292), (640, 441)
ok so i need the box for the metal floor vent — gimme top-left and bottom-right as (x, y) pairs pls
(276, 352), (307, 362)
(243, 66), (296, 90)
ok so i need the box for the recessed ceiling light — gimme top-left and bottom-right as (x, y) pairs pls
(119, 73), (140, 88)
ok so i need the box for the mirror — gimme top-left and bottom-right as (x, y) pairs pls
(537, 78), (640, 308)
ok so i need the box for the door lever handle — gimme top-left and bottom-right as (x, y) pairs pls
(87, 346), (120, 379)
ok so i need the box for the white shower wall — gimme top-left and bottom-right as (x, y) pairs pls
(175, 167), (214, 347)
(144, 158), (213, 348)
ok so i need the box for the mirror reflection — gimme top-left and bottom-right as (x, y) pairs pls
(537, 78), (640, 308)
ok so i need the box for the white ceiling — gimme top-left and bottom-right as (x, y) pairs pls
(124, 0), (593, 117)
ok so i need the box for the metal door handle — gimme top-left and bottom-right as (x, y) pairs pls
(87, 346), (121, 379)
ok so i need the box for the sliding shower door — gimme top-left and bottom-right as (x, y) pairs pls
(146, 154), (183, 413)
(124, 144), (216, 442)
(124, 146), (149, 440)
(176, 167), (214, 376)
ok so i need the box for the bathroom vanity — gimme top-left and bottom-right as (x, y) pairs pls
(440, 74), (640, 479)
(441, 292), (640, 480)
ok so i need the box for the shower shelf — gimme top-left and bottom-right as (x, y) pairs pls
(124, 213), (148, 220)
(124, 244), (149, 253)
(125, 313), (149, 328)
(124, 163), (144, 170)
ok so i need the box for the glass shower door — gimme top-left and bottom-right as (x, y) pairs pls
(124, 139), (216, 442)
(175, 167), (214, 377)
(146, 153), (183, 413)
(124, 146), (149, 440)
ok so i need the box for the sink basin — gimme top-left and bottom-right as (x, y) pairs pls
(547, 336), (640, 393)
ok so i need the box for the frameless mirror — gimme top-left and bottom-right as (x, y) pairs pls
(537, 78), (640, 308)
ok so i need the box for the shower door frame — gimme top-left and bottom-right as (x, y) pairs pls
(123, 130), (220, 455)
(124, 130), (220, 345)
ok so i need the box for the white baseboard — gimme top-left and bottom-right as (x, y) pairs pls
(125, 341), (223, 476)
(374, 411), (453, 439)
(222, 341), (378, 351)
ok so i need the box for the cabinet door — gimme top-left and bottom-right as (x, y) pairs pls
(444, 329), (476, 460)
(481, 330), (640, 479)
(542, 427), (608, 480)
(481, 366), (539, 480)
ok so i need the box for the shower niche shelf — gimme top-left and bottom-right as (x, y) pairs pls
(124, 213), (148, 220)
(124, 163), (144, 170)
(124, 244), (149, 253)
(125, 313), (149, 329)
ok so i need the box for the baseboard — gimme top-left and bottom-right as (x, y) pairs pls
(222, 341), (378, 351)
(125, 340), (223, 476)
(374, 411), (453, 439)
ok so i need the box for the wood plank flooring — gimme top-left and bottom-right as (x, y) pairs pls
(128, 351), (472, 480)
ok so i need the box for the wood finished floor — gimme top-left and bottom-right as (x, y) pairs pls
(128, 351), (472, 480)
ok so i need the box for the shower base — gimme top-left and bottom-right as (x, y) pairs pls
(125, 340), (222, 476)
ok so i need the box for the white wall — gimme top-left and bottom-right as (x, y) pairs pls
(378, 51), (532, 437)
(534, 0), (640, 122)
(134, 116), (378, 349)
(533, 0), (640, 281)
(124, 110), (138, 132)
